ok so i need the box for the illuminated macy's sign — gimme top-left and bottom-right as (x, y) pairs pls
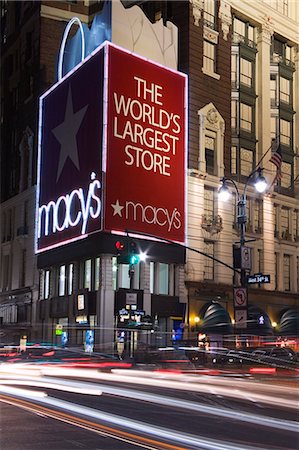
(38, 173), (101, 238)
(111, 199), (182, 232)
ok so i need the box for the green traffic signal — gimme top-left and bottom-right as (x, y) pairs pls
(130, 254), (140, 265)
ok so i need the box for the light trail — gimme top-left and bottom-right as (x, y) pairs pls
(0, 372), (297, 432)
(0, 395), (184, 450)
(30, 365), (297, 410)
(0, 393), (278, 450)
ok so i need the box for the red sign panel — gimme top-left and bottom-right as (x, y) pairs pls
(36, 43), (186, 254)
(104, 45), (187, 243)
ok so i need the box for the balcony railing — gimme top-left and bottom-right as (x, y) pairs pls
(232, 32), (256, 50)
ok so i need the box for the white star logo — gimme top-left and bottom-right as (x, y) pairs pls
(52, 86), (88, 182)
(111, 200), (124, 217)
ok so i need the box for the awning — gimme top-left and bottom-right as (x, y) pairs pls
(279, 309), (299, 336)
(199, 302), (233, 334)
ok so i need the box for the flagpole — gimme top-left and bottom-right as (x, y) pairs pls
(254, 136), (279, 170)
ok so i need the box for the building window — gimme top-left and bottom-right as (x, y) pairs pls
(231, 100), (237, 130)
(203, 40), (216, 73)
(293, 210), (299, 241)
(240, 148), (253, 176)
(240, 103), (252, 132)
(205, 131), (216, 175)
(253, 200), (262, 233)
(270, 75), (278, 105)
(203, 241), (214, 280)
(233, 17), (255, 47)
(280, 77), (291, 104)
(58, 265), (66, 296)
(257, 249), (263, 274)
(25, 31), (33, 61)
(273, 204), (279, 237)
(203, 0), (216, 30)
(280, 162), (292, 189)
(281, 208), (290, 239)
(283, 254), (291, 291)
(21, 249), (26, 287)
(231, 54), (238, 88)
(275, 253), (278, 290)
(280, 120), (291, 146)
(240, 58), (253, 87)
(270, 117), (277, 141)
(274, 0), (289, 17)
(231, 146), (237, 174)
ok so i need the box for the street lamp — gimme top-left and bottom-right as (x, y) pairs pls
(218, 168), (267, 247)
(218, 168), (267, 331)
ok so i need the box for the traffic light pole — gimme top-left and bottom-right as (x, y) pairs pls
(129, 264), (135, 290)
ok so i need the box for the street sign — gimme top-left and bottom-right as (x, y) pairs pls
(247, 273), (271, 284)
(235, 309), (247, 329)
(233, 287), (248, 307)
(126, 293), (137, 305)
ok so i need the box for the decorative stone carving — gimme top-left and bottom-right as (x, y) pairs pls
(203, 26), (218, 44)
(219, 0), (232, 41)
(190, 0), (204, 27)
(257, 14), (274, 45)
(207, 108), (218, 125)
(201, 214), (223, 235)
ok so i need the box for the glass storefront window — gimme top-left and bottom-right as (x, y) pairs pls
(44, 270), (50, 299)
(150, 262), (155, 294)
(159, 263), (169, 295)
(58, 265), (66, 296)
(84, 259), (92, 291)
(112, 257), (117, 290)
(68, 263), (74, 295)
(95, 257), (100, 291)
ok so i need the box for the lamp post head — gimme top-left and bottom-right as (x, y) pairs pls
(218, 180), (231, 201)
(254, 168), (267, 193)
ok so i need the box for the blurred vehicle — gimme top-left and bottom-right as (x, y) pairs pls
(134, 347), (195, 370)
(0, 345), (132, 369)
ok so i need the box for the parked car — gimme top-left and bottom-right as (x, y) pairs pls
(250, 347), (298, 368)
(210, 346), (298, 369)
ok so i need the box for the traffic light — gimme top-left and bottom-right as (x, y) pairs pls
(115, 240), (125, 252)
(129, 241), (140, 265)
(115, 239), (140, 265)
(115, 240), (129, 263)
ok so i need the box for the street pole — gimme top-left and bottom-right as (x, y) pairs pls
(237, 195), (247, 288)
(219, 168), (267, 332)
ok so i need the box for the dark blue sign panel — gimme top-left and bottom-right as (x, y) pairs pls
(37, 47), (104, 253)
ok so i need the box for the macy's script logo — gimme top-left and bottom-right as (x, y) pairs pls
(111, 199), (182, 231)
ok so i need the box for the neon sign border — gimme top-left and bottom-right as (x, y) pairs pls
(57, 16), (86, 81)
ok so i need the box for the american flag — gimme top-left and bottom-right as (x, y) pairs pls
(269, 144), (282, 180)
